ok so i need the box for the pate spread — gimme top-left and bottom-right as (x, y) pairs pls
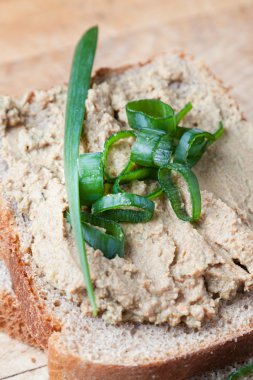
(0, 55), (253, 328)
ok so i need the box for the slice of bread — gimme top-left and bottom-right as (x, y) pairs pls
(0, 259), (252, 380)
(1, 54), (253, 379)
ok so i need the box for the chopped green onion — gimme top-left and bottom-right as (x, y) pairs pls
(112, 167), (163, 199)
(112, 167), (157, 192)
(126, 99), (177, 135)
(158, 163), (201, 221)
(103, 130), (136, 182)
(66, 210), (124, 260)
(213, 121), (225, 140)
(176, 102), (193, 124)
(131, 130), (172, 168)
(78, 152), (104, 205)
(92, 193), (154, 223)
(64, 26), (98, 315)
(174, 126), (191, 139)
(153, 134), (173, 167)
(227, 363), (253, 380)
(174, 122), (224, 167)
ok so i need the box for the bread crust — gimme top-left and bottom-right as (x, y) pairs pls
(0, 56), (252, 379)
(0, 288), (38, 346)
(0, 197), (61, 349)
(48, 330), (253, 380)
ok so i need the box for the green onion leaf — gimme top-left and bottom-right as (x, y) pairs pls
(78, 152), (104, 205)
(112, 167), (163, 199)
(131, 130), (163, 167)
(64, 26), (98, 315)
(158, 163), (201, 221)
(213, 121), (224, 140)
(174, 122), (224, 167)
(227, 363), (253, 380)
(131, 130), (173, 168)
(153, 134), (173, 167)
(126, 99), (177, 135)
(92, 193), (154, 223)
(176, 102), (193, 124)
(103, 130), (136, 182)
(174, 126), (191, 139)
(66, 210), (124, 260)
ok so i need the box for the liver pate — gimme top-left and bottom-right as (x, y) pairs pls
(0, 55), (253, 328)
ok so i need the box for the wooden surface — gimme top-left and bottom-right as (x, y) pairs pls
(0, 0), (253, 378)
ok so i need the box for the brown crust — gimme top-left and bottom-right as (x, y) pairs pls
(0, 288), (39, 346)
(0, 55), (252, 379)
(48, 330), (253, 380)
(0, 197), (61, 349)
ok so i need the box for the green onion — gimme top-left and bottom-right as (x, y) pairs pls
(174, 126), (191, 139)
(227, 363), (253, 380)
(131, 130), (172, 168)
(112, 167), (163, 199)
(92, 193), (154, 223)
(176, 102), (193, 124)
(126, 99), (177, 135)
(158, 163), (201, 221)
(66, 210), (124, 260)
(174, 122), (224, 167)
(103, 130), (136, 182)
(64, 26), (98, 315)
(78, 152), (104, 205)
(153, 134), (173, 167)
(213, 121), (225, 140)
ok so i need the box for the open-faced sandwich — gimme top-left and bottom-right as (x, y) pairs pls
(0, 27), (253, 380)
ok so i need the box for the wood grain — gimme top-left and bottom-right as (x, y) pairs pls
(0, 332), (47, 379)
(0, 0), (253, 120)
(0, 0), (252, 378)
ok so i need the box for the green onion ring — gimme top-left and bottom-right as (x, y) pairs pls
(126, 99), (177, 135)
(78, 152), (104, 205)
(92, 193), (154, 223)
(153, 134), (173, 167)
(131, 130), (165, 167)
(131, 130), (173, 168)
(174, 128), (217, 167)
(158, 163), (201, 221)
(66, 210), (124, 259)
(112, 168), (163, 200)
(103, 130), (136, 182)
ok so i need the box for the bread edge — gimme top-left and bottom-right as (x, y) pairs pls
(0, 285), (39, 347)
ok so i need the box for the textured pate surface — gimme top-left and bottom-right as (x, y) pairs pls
(0, 54), (253, 328)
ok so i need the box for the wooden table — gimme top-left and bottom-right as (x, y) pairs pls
(0, 0), (252, 378)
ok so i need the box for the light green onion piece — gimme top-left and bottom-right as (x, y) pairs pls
(176, 102), (193, 124)
(78, 152), (104, 205)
